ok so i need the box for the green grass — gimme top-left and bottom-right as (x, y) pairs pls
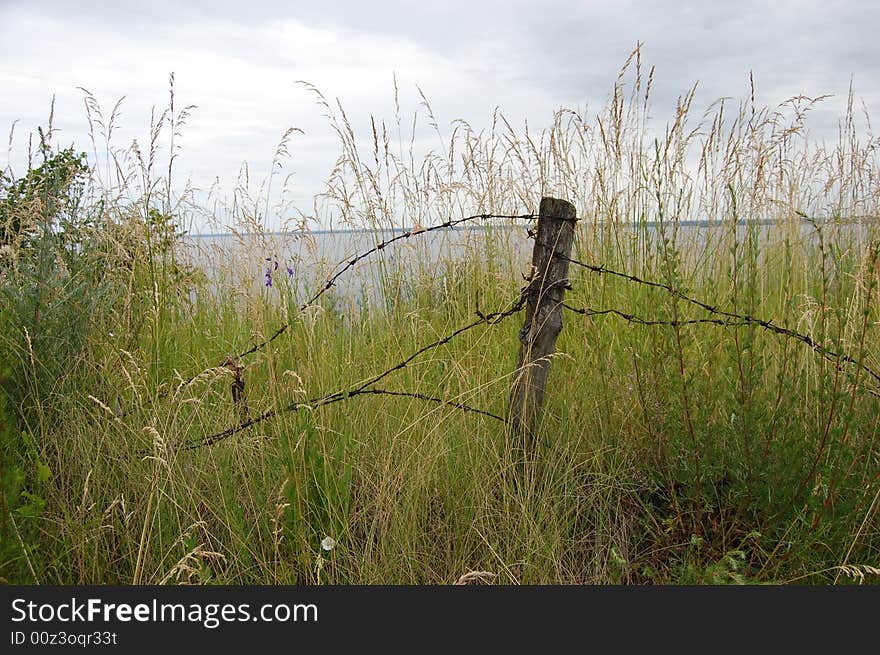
(2, 51), (879, 584)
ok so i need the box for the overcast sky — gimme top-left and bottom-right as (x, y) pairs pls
(2, 1), (878, 231)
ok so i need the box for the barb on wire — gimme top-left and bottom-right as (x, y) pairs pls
(176, 294), (526, 451)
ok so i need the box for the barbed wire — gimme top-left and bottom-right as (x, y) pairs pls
(113, 212), (535, 420)
(176, 294), (525, 451)
(128, 212), (880, 456)
(546, 243), (880, 388)
(235, 212), (536, 360)
(184, 388), (505, 452)
(563, 303), (752, 328)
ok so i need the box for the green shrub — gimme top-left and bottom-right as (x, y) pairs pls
(0, 134), (108, 426)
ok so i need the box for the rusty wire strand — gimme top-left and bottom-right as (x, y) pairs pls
(179, 295), (525, 451)
(114, 212), (535, 420)
(548, 243), (880, 387)
(563, 303), (753, 328)
(235, 212), (536, 360)
(185, 389), (504, 451)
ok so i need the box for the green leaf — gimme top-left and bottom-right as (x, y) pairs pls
(36, 462), (51, 484)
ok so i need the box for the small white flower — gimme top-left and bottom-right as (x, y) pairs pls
(321, 536), (336, 552)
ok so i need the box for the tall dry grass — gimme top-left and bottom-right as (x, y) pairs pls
(2, 48), (879, 584)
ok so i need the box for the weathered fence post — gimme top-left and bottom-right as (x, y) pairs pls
(509, 197), (578, 449)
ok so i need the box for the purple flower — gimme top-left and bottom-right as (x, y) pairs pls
(287, 265), (294, 277)
(264, 255), (281, 287)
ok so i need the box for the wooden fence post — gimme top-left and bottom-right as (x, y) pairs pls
(509, 197), (578, 449)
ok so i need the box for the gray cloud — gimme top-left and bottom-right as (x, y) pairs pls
(2, 0), (877, 229)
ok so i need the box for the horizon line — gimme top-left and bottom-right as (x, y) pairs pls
(187, 216), (878, 238)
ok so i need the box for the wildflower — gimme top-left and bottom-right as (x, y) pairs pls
(264, 256), (279, 287)
(321, 536), (336, 552)
(287, 265), (294, 277)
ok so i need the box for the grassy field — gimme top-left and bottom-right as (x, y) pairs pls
(2, 55), (879, 584)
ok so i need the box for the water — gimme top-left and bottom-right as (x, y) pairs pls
(185, 223), (530, 311)
(184, 218), (880, 312)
